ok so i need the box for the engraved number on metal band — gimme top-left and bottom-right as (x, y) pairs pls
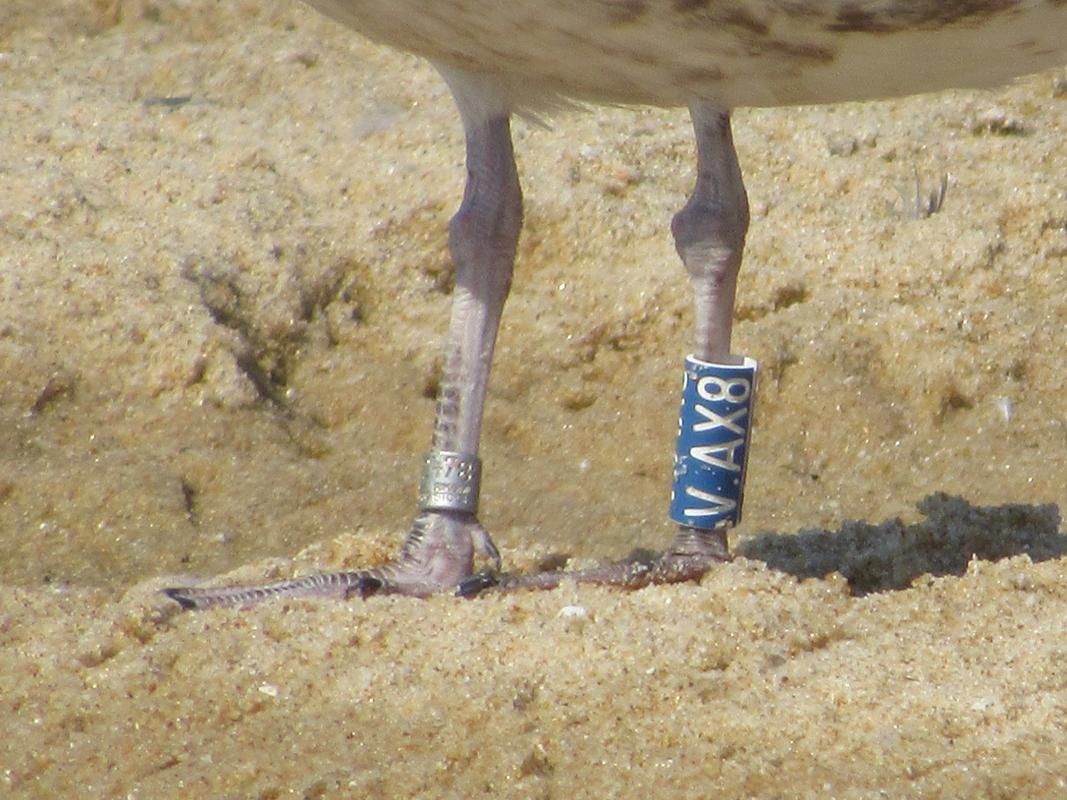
(418, 451), (482, 513)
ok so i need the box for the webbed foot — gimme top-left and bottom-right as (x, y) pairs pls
(457, 526), (729, 595)
(162, 511), (500, 610)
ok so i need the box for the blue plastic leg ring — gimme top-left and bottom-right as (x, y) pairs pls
(669, 355), (758, 529)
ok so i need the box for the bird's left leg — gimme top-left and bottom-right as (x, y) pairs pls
(652, 102), (754, 581)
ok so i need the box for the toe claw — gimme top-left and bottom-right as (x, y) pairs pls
(456, 571), (499, 598)
(470, 523), (502, 571)
(343, 575), (384, 599)
(160, 587), (199, 610)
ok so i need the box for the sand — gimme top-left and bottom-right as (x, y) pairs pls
(2, 1), (1067, 796)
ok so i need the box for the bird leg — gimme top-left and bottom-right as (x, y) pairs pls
(660, 103), (751, 569)
(163, 100), (751, 608)
(163, 70), (522, 609)
(375, 72), (522, 593)
(460, 104), (751, 595)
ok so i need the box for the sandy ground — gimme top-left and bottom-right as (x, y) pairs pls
(3, 1), (1067, 797)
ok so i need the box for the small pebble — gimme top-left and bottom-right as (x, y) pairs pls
(557, 605), (591, 630)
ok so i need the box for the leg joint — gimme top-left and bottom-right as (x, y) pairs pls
(448, 158), (523, 298)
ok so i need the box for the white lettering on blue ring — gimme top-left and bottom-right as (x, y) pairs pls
(669, 355), (757, 529)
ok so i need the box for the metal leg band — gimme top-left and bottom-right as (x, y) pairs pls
(418, 451), (482, 514)
(669, 355), (758, 529)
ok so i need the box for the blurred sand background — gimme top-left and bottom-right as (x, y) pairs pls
(2, 1), (1067, 796)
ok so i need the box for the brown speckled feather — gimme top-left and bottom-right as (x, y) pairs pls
(305, 0), (1067, 109)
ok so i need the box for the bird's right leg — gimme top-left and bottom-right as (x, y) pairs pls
(369, 68), (524, 596)
(162, 70), (522, 610)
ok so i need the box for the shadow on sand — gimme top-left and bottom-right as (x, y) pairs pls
(737, 492), (1067, 595)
